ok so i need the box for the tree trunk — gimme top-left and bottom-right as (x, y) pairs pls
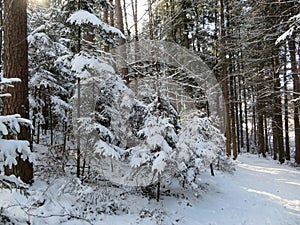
(131, 0), (138, 41)
(288, 37), (300, 164)
(115, 0), (128, 81)
(122, 0), (129, 36)
(148, 0), (154, 40)
(257, 104), (266, 157)
(220, 0), (231, 157)
(109, 0), (114, 27)
(243, 73), (250, 153)
(103, 3), (109, 52)
(3, 0), (33, 183)
(273, 54), (284, 164)
(283, 46), (290, 160)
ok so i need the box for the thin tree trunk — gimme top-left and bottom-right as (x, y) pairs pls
(122, 0), (129, 36)
(103, 3), (109, 52)
(283, 46), (290, 160)
(238, 75), (244, 150)
(252, 87), (257, 149)
(230, 74), (237, 159)
(76, 0), (82, 178)
(115, 0), (128, 81)
(264, 116), (269, 153)
(234, 76), (241, 154)
(131, 0), (138, 41)
(273, 54), (284, 164)
(220, 0), (231, 157)
(257, 101), (266, 157)
(148, 0), (154, 40)
(243, 78), (250, 152)
(109, 0), (114, 27)
(288, 37), (300, 164)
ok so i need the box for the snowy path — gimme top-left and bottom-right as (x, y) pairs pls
(101, 154), (300, 225)
(181, 154), (300, 225)
(1, 153), (299, 225)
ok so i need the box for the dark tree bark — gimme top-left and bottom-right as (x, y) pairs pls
(103, 3), (109, 52)
(272, 54), (285, 164)
(131, 0), (138, 41)
(115, 0), (128, 81)
(283, 46), (290, 160)
(3, 0), (33, 183)
(288, 37), (300, 164)
(257, 102), (266, 157)
(109, 0), (114, 27)
(220, 0), (231, 157)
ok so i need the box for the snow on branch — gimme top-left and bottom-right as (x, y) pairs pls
(67, 10), (125, 39)
(276, 12), (300, 45)
(0, 114), (32, 136)
(0, 93), (11, 98)
(0, 77), (21, 89)
(71, 52), (115, 78)
(0, 139), (35, 171)
(0, 77), (21, 84)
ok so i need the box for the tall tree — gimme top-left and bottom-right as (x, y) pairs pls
(3, 0), (33, 183)
(115, 0), (128, 81)
(288, 36), (300, 164)
(220, 0), (231, 157)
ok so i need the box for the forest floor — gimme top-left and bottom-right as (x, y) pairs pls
(0, 153), (299, 225)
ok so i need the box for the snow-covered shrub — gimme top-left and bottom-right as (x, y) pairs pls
(128, 95), (179, 174)
(175, 116), (225, 188)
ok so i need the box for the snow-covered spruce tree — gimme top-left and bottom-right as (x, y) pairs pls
(70, 53), (128, 171)
(0, 76), (35, 187)
(126, 94), (180, 200)
(28, 5), (74, 145)
(129, 95), (179, 173)
(176, 116), (225, 189)
(67, 5), (125, 177)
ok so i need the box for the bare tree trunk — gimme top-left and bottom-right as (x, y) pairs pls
(283, 46), (290, 160)
(264, 116), (269, 153)
(76, 0), (82, 178)
(220, 0), (231, 157)
(103, 3), (109, 52)
(234, 76), (241, 154)
(109, 0), (114, 27)
(243, 78), (250, 152)
(257, 105), (266, 157)
(252, 87), (257, 149)
(131, 0), (138, 41)
(148, 0), (154, 40)
(115, 0), (128, 82)
(288, 37), (300, 164)
(273, 54), (284, 164)
(3, 0), (33, 183)
(230, 74), (237, 159)
(123, 0), (129, 36)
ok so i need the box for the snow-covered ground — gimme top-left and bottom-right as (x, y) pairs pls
(1, 154), (299, 225)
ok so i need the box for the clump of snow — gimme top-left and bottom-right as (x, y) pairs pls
(71, 52), (115, 79)
(67, 10), (125, 39)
